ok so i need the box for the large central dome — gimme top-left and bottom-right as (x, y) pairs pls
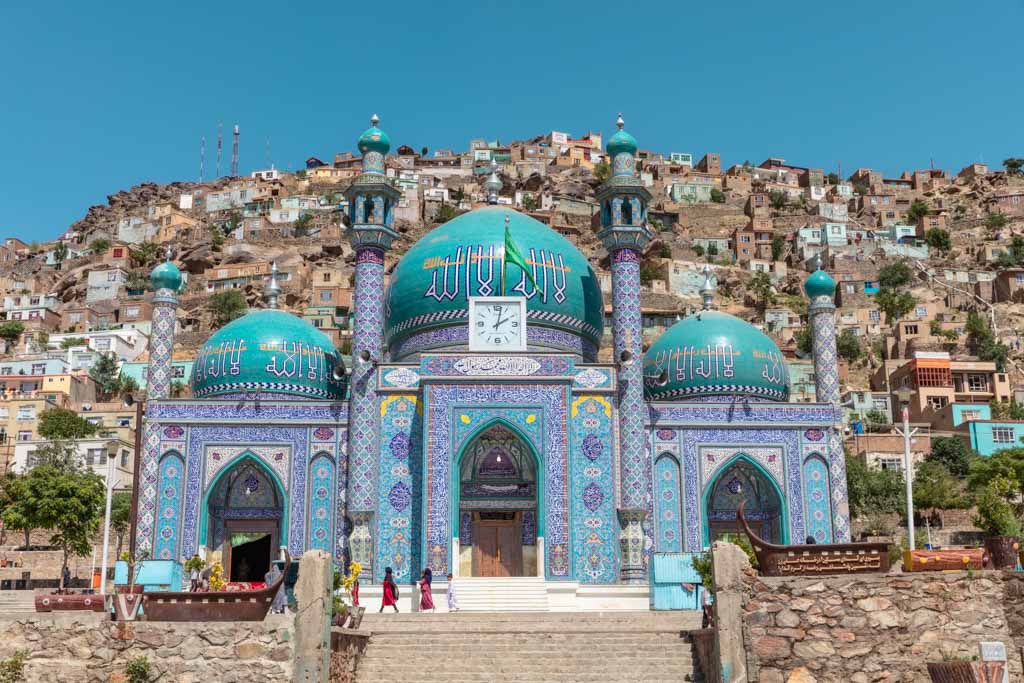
(385, 208), (604, 360)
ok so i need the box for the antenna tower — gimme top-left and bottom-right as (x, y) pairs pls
(200, 136), (206, 182)
(216, 122), (223, 178)
(231, 124), (240, 177)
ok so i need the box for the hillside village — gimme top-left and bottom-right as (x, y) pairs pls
(2, 127), (1024, 535)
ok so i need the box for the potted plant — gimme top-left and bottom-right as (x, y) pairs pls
(974, 478), (1022, 570)
(331, 561), (364, 628)
(113, 551), (148, 621)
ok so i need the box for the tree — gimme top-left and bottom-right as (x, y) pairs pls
(0, 322), (24, 348)
(170, 380), (188, 398)
(924, 228), (951, 252)
(826, 172), (840, 185)
(986, 212), (1009, 232)
(60, 337), (88, 350)
(420, 146), (429, 157)
(131, 242), (161, 267)
(89, 354), (123, 401)
(991, 399), (1024, 421)
(26, 439), (82, 471)
(973, 477), (1022, 537)
(770, 235), (785, 262)
(53, 241), (69, 268)
(707, 243), (719, 258)
(863, 408), (890, 432)
(748, 272), (775, 312)
(88, 239), (111, 255)
(693, 244), (705, 257)
(875, 289), (916, 323)
(434, 203), (458, 224)
(293, 213), (313, 238)
(877, 262), (913, 289)
(966, 311), (1010, 371)
(913, 460), (969, 512)
(928, 436), (975, 477)
(521, 194), (539, 212)
(110, 491), (132, 559)
(593, 160), (611, 183)
(709, 188), (725, 204)
(967, 448), (1024, 515)
(836, 329), (862, 363)
(845, 454), (906, 518)
(208, 290), (247, 329)
(38, 408), (98, 441)
(209, 224), (226, 251)
(21, 465), (104, 587)
(904, 200), (930, 225)
(1003, 158), (1024, 176)
(794, 327), (813, 356)
(769, 190), (788, 210)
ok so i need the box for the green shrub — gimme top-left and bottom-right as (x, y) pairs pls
(0, 650), (27, 683)
(125, 656), (152, 683)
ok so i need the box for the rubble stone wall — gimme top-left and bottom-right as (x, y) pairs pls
(741, 569), (1024, 682)
(0, 615), (294, 682)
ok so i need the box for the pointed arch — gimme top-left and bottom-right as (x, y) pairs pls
(654, 452), (683, 552)
(701, 452), (788, 547)
(199, 451), (289, 549)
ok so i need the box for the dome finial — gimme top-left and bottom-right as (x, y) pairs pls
(616, 113), (624, 130)
(164, 245), (173, 262)
(700, 265), (716, 310)
(370, 113), (379, 127)
(265, 261), (282, 309)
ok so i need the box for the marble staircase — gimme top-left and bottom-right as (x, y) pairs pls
(354, 610), (703, 683)
(0, 590), (38, 616)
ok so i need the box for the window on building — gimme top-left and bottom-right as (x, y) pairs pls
(17, 431), (31, 442)
(869, 310), (880, 322)
(117, 417), (131, 427)
(993, 428), (1016, 444)
(172, 366), (186, 378)
(86, 448), (107, 466)
(94, 339), (110, 351)
(25, 451), (37, 468)
(904, 324), (918, 335)
(740, 235), (751, 243)
(86, 417), (101, 426)
(320, 290), (333, 303)
(878, 457), (903, 472)
(16, 406), (35, 421)
(312, 319), (323, 328)
(960, 410), (982, 422)
(69, 313), (81, 323)
(107, 272), (118, 282)
(1016, 273), (1024, 284)
(30, 364), (45, 374)
(915, 307), (927, 319)
(0, 368), (10, 376)
(872, 398), (888, 412)
(124, 306), (139, 317)
(120, 450), (129, 467)
(968, 374), (989, 392)
(928, 396), (949, 410)
(0, 408), (7, 420)
(322, 273), (331, 283)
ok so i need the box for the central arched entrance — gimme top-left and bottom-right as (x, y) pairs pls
(204, 455), (286, 582)
(703, 456), (785, 546)
(456, 423), (539, 577)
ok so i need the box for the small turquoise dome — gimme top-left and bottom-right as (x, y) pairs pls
(357, 114), (391, 156)
(150, 260), (182, 291)
(644, 311), (790, 401)
(385, 207), (604, 359)
(191, 309), (345, 400)
(606, 115), (638, 157)
(804, 268), (836, 300)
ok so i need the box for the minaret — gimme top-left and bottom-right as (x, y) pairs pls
(595, 114), (653, 583)
(145, 248), (182, 400)
(804, 263), (852, 542)
(343, 114), (401, 577)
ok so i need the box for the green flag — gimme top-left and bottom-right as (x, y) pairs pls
(503, 218), (537, 295)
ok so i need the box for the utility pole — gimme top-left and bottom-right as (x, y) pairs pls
(199, 136), (205, 183)
(216, 122), (223, 178)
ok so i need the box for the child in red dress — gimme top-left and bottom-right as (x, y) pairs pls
(379, 566), (399, 613)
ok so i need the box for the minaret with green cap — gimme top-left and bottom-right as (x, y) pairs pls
(595, 114), (652, 583)
(145, 247), (182, 399)
(344, 115), (401, 579)
(804, 261), (852, 543)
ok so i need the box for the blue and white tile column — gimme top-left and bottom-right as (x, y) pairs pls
(344, 115), (401, 576)
(596, 115), (654, 582)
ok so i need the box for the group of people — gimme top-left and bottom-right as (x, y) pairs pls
(379, 567), (458, 613)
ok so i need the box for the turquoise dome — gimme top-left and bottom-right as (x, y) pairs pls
(150, 260), (182, 291)
(643, 311), (790, 401)
(358, 123), (391, 156)
(606, 128), (638, 157)
(385, 207), (604, 359)
(804, 268), (836, 299)
(191, 309), (346, 400)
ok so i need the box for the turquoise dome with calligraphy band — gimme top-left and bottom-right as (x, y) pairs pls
(190, 309), (346, 400)
(643, 311), (790, 401)
(384, 207), (604, 360)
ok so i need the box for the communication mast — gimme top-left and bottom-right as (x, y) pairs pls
(200, 136), (206, 182)
(231, 124), (240, 177)
(216, 122), (223, 178)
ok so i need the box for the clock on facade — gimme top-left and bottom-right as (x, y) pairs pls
(468, 297), (527, 351)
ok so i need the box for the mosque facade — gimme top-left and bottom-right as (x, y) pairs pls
(132, 116), (850, 594)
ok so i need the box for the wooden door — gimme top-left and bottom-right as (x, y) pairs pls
(472, 513), (522, 577)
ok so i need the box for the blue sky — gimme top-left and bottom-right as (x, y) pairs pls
(1, 0), (1022, 242)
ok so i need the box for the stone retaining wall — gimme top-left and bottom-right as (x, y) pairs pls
(0, 615), (294, 682)
(713, 541), (1024, 682)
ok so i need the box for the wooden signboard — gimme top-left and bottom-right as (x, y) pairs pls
(903, 548), (986, 572)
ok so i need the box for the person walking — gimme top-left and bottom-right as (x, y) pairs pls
(446, 572), (458, 612)
(418, 568), (435, 613)
(264, 563), (286, 614)
(188, 555), (202, 591)
(379, 566), (399, 613)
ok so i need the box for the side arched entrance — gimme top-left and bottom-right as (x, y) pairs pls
(702, 455), (786, 546)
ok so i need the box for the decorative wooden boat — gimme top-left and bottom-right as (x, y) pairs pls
(927, 661), (1005, 682)
(903, 548), (986, 572)
(34, 592), (106, 613)
(141, 553), (288, 622)
(736, 502), (891, 576)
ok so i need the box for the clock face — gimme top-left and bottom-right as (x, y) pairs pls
(470, 299), (526, 350)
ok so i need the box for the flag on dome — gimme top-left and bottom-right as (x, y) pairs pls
(503, 215), (536, 294)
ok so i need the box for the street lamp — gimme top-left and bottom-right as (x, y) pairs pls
(99, 452), (118, 595)
(894, 386), (918, 549)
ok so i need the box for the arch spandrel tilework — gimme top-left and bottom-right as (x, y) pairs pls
(153, 452), (184, 560)
(802, 455), (833, 543)
(654, 454), (682, 553)
(375, 394), (423, 583)
(307, 453), (336, 554)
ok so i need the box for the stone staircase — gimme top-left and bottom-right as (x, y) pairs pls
(451, 577), (550, 611)
(354, 611), (703, 683)
(0, 590), (38, 617)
